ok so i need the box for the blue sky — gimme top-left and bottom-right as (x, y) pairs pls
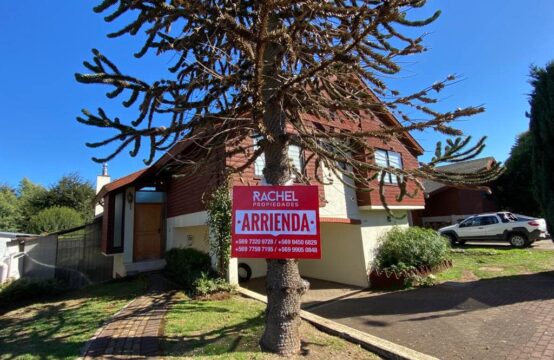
(1, 1), (553, 188)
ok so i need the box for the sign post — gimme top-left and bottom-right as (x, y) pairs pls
(231, 185), (321, 259)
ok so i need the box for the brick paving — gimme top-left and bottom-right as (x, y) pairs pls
(310, 271), (554, 360)
(82, 274), (175, 359)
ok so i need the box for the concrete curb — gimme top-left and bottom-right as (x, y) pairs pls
(237, 287), (438, 360)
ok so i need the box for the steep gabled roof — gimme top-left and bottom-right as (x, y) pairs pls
(94, 167), (148, 203)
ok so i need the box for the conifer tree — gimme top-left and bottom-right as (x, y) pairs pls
(529, 62), (554, 234)
(76, 1), (502, 355)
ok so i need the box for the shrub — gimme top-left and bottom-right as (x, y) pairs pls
(192, 272), (233, 297)
(374, 226), (451, 271)
(165, 248), (213, 291)
(0, 278), (68, 310)
(28, 206), (83, 234)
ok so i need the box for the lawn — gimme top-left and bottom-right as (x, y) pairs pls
(436, 247), (554, 282)
(163, 293), (380, 359)
(0, 277), (148, 360)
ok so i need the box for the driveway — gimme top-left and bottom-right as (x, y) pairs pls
(242, 276), (364, 309)
(309, 271), (554, 360)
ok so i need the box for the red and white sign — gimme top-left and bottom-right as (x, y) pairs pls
(231, 185), (321, 259)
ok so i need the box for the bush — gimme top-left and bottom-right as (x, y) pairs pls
(28, 206), (83, 234)
(192, 272), (233, 297)
(374, 227), (451, 271)
(165, 248), (213, 291)
(0, 278), (68, 310)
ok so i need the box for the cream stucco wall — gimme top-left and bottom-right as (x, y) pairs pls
(166, 211), (208, 249)
(318, 165), (359, 219)
(171, 225), (210, 253)
(299, 223), (367, 287)
(359, 210), (409, 270)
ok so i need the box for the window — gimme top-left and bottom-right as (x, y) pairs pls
(113, 192), (124, 248)
(480, 216), (499, 226)
(253, 136), (303, 178)
(374, 149), (403, 184)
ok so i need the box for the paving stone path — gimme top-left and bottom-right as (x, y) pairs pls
(82, 274), (175, 359)
(311, 271), (554, 360)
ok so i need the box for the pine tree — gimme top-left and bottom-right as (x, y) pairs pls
(76, 1), (502, 355)
(529, 62), (554, 233)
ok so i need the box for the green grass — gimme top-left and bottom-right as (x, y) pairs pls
(436, 247), (554, 282)
(163, 294), (379, 359)
(0, 277), (148, 360)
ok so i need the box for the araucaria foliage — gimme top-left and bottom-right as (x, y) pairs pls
(529, 62), (554, 234)
(77, 1), (502, 355)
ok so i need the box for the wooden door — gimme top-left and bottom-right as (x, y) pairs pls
(134, 203), (163, 261)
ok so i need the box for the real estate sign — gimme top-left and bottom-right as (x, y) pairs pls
(231, 185), (321, 259)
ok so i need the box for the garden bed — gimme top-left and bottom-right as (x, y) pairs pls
(370, 260), (453, 289)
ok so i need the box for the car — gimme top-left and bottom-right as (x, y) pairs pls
(439, 212), (550, 248)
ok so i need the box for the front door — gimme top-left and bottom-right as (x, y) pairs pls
(134, 203), (163, 261)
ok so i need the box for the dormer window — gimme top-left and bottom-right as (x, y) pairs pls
(375, 149), (403, 184)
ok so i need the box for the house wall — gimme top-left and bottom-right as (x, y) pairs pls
(298, 223), (366, 287)
(359, 210), (409, 272)
(416, 188), (498, 221)
(171, 225), (210, 252)
(166, 211), (208, 249)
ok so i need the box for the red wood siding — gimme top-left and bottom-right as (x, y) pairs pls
(166, 166), (223, 218)
(420, 188), (498, 218)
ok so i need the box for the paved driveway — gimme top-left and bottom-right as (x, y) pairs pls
(309, 271), (554, 360)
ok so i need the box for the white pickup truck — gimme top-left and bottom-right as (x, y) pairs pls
(439, 212), (549, 248)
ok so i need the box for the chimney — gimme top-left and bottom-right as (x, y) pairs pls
(95, 163), (111, 216)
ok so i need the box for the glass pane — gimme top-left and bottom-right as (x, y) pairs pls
(253, 136), (265, 177)
(388, 151), (403, 169)
(374, 149), (388, 166)
(288, 145), (302, 172)
(136, 191), (165, 203)
(113, 193), (123, 248)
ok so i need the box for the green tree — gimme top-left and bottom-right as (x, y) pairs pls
(529, 62), (554, 233)
(493, 132), (540, 216)
(0, 184), (21, 232)
(76, 1), (502, 354)
(17, 178), (48, 231)
(43, 173), (96, 222)
(28, 206), (83, 235)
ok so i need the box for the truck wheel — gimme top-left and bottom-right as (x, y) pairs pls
(238, 263), (252, 282)
(509, 233), (528, 248)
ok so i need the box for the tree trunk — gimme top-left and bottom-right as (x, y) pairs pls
(257, 15), (308, 356)
(259, 116), (309, 355)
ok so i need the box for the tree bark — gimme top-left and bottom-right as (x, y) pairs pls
(258, 21), (308, 355)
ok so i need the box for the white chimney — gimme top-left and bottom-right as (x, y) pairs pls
(95, 163), (111, 216)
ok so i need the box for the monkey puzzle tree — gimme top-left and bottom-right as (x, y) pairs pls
(76, 0), (501, 355)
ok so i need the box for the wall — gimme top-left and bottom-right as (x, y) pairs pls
(166, 211), (208, 249)
(299, 223), (367, 287)
(359, 210), (409, 271)
(319, 165), (359, 219)
(171, 225), (210, 253)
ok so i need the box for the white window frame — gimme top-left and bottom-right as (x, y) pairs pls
(375, 149), (403, 184)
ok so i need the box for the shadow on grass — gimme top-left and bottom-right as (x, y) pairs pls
(0, 276), (149, 359)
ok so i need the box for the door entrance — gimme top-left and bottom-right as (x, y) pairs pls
(134, 203), (163, 261)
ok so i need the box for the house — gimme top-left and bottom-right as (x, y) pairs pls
(410, 157), (499, 229)
(94, 96), (426, 288)
(0, 231), (36, 283)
